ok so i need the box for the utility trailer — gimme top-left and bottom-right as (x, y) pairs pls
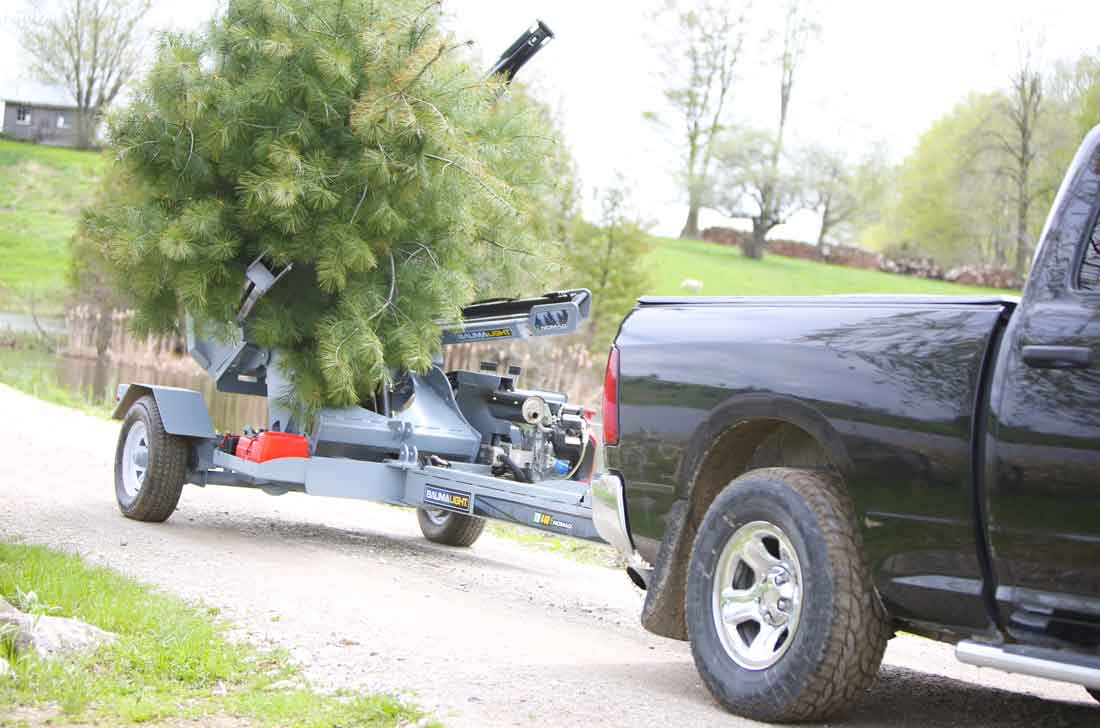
(107, 21), (632, 552)
(110, 257), (612, 548)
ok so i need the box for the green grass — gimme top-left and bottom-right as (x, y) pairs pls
(487, 523), (620, 567)
(0, 542), (430, 727)
(0, 333), (115, 418)
(646, 236), (1015, 296)
(0, 138), (105, 313)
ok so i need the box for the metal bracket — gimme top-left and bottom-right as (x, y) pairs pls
(397, 443), (420, 468)
(388, 420), (414, 441)
(237, 255), (292, 323)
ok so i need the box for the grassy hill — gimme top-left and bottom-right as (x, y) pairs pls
(646, 236), (1010, 296)
(0, 138), (104, 313)
(0, 137), (1013, 318)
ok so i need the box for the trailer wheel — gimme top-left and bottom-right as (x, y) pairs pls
(416, 508), (485, 547)
(685, 467), (888, 723)
(114, 395), (187, 522)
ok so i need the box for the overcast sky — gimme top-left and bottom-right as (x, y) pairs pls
(3, 0), (1099, 238)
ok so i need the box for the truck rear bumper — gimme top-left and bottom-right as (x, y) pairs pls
(592, 471), (634, 557)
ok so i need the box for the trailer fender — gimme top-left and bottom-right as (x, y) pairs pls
(112, 384), (217, 439)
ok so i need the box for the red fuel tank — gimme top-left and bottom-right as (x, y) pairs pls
(235, 431), (309, 462)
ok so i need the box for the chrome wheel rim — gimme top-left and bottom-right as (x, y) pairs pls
(122, 420), (149, 499)
(424, 508), (450, 527)
(712, 520), (803, 670)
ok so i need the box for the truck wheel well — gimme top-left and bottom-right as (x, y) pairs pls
(640, 418), (842, 641)
(688, 419), (837, 525)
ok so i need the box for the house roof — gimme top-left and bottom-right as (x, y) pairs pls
(0, 79), (77, 110)
(3, 99), (81, 112)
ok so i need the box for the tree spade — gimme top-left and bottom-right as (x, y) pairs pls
(95, 0), (562, 419)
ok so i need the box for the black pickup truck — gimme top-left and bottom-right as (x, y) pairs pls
(590, 126), (1100, 722)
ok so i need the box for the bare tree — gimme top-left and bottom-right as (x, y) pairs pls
(711, 0), (819, 259)
(804, 143), (890, 246)
(987, 42), (1046, 275)
(804, 145), (850, 246)
(712, 127), (806, 254)
(646, 0), (752, 239)
(16, 0), (150, 149)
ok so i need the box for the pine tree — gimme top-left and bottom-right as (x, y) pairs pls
(93, 0), (562, 418)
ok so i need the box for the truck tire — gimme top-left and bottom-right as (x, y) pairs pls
(685, 467), (888, 723)
(114, 395), (187, 523)
(416, 508), (485, 547)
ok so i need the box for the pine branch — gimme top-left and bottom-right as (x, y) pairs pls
(179, 124), (195, 179)
(426, 154), (515, 213)
(349, 182), (369, 224)
(481, 238), (536, 257)
(366, 252), (398, 323)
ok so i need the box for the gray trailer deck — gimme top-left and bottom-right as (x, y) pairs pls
(111, 269), (607, 547)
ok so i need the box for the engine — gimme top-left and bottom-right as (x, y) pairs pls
(448, 367), (592, 483)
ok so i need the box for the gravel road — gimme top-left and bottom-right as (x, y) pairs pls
(1, 384), (1097, 727)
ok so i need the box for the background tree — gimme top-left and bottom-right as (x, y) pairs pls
(867, 93), (1009, 266)
(1049, 50), (1100, 160)
(804, 143), (890, 246)
(1073, 53), (1100, 137)
(646, 0), (752, 240)
(70, 162), (136, 355)
(988, 47), (1047, 275)
(709, 0), (818, 259)
(16, 0), (151, 149)
(563, 179), (651, 349)
(526, 95), (582, 245)
(89, 0), (563, 419)
(859, 46), (1093, 275)
(711, 127), (806, 255)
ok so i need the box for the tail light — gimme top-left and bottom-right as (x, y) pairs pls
(602, 346), (620, 446)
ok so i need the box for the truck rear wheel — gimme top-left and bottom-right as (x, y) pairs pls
(416, 508), (485, 547)
(114, 395), (187, 522)
(685, 467), (888, 723)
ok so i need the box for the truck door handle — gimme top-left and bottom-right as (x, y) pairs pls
(1021, 345), (1093, 369)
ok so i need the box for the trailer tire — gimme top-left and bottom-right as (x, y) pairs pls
(416, 508), (485, 547)
(114, 395), (187, 523)
(685, 467), (888, 723)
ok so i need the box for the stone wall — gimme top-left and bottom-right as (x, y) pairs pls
(699, 227), (1022, 289)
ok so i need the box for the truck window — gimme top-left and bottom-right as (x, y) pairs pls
(1076, 212), (1100, 291)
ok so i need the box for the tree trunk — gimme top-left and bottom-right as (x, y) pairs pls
(816, 198), (832, 247)
(743, 219), (767, 259)
(1015, 192), (1030, 276)
(680, 203), (701, 240)
(75, 109), (94, 150)
(1014, 156), (1031, 276)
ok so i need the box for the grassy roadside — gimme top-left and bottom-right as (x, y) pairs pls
(0, 542), (430, 727)
(486, 523), (619, 568)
